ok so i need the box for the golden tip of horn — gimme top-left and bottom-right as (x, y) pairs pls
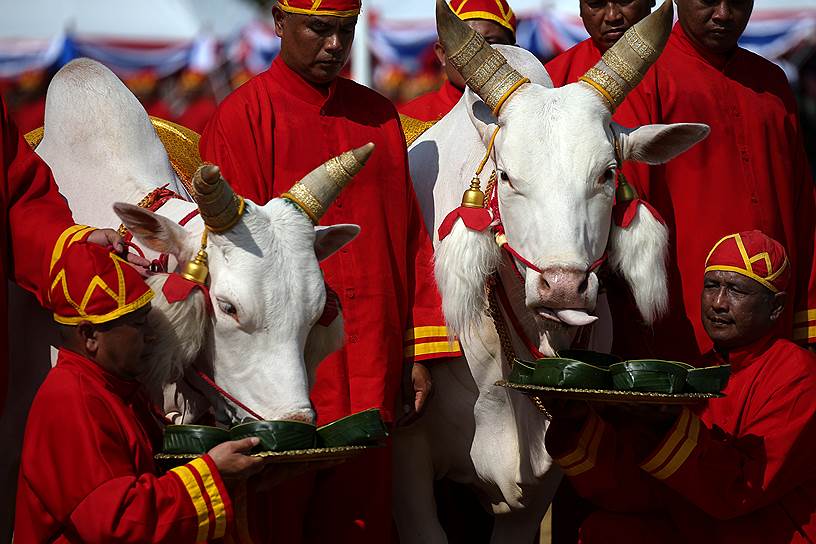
(352, 142), (375, 165)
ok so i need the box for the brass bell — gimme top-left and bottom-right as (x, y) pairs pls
(461, 177), (486, 209)
(615, 171), (639, 202)
(180, 249), (209, 285)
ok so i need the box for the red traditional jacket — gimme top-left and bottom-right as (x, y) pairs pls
(0, 97), (77, 412)
(545, 27), (816, 360)
(398, 79), (464, 122)
(546, 336), (816, 543)
(200, 57), (459, 425)
(14, 348), (232, 543)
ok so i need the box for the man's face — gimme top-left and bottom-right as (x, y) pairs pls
(580, 0), (653, 52)
(91, 305), (155, 380)
(677, 0), (753, 55)
(273, 8), (357, 86)
(437, 19), (515, 90)
(701, 271), (784, 351)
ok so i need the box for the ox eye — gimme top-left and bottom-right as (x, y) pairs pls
(217, 299), (238, 320)
(598, 167), (616, 186)
(499, 171), (510, 182)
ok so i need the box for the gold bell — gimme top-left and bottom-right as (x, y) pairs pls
(615, 171), (639, 202)
(181, 248), (209, 285)
(461, 177), (486, 208)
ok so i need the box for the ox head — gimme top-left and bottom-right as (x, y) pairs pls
(434, 0), (709, 348)
(114, 146), (373, 424)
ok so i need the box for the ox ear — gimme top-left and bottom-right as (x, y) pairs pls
(613, 123), (710, 165)
(113, 203), (195, 257)
(314, 224), (360, 262)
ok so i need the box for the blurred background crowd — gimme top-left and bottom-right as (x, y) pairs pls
(1, 0), (814, 171)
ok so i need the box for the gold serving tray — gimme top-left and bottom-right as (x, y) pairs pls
(497, 380), (723, 405)
(155, 444), (374, 467)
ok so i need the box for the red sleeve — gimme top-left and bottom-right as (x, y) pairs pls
(546, 409), (663, 513)
(199, 84), (275, 204)
(2, 97), (76, 303)
(639, 376), (816, 520)
(396, 118), (462, 364)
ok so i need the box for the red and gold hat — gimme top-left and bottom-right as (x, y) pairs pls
(449, 0), (517, 36)
(277, 0), (361, 17)
(705, 231), (790, 293)
(48, 240), (154, 325)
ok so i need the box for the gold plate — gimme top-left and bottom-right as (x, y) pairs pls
(155, 444), (375, 467)
(497, 380), (723, 405)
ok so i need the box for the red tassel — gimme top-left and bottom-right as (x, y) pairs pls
(613, 198), (665, 228)
(162, 273), (213, 313)
(438, 206), (493, 240)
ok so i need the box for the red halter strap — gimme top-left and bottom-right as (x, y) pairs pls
(193, 368), (266, 422)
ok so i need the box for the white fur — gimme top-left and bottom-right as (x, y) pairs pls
(609, 203), (670, 324)
(141, 274), (209, 391)
(434, 220), (500, 338)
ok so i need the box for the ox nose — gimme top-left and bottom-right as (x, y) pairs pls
(537, 267), (590, 307)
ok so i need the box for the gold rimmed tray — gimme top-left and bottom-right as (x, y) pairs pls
(155, 444), (375, 467)
(497, 380), (723, 405)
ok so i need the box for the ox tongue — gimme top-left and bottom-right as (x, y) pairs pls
(556, 310), (598, 327)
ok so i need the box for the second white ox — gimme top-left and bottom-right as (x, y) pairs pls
(393, 1), (709, 542)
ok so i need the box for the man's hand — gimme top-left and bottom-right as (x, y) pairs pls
(86, 228), (150, 269)
(397, 362), (433, 427)
(207, 437), (265, 479)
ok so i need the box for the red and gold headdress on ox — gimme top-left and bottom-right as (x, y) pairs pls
(705, 231), (790, 293)
(48, 240), (153, 325)
(276, 0), (361, 17)
(449, 0), (517, 37)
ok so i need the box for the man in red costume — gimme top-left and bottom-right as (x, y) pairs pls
(199, 1), (459, 541)
(545, 230), (816, 543)
(0, 97), (136, 414)
(398, 0), (517, 123)
(14, 241), (264, 543)
(549, 0), (816, 360)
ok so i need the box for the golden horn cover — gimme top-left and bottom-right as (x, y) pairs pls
(579, 0), (673, 111)
(191, 165), (245, 233)
(282, 142), (375, 224)
(436, 0), (527, 115)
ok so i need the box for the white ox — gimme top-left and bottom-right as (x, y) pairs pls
(0, 58), (369, 534)
(392, 2), (709, 543)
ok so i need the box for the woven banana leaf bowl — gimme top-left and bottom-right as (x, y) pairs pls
(504, 350), (730, 403)
(156, 409), (389, 469)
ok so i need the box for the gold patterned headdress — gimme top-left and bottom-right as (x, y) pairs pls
(579, 0), (673, 111)
(282, 143), (375, 224)
(436, 0), (528, 116)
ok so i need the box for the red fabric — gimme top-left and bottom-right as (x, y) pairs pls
(237, 439), (394, 544)
(200, 56), (452, 426)
(612, 198), (663, 229)
(547, 336), (816, 543)
(14, 348), (232, 542)
(437, 205), (492, 240)
(546, 28), (816, 357)
(0, 96), (76, 412)
(450, 0), (517, 35)
(9, 97), (45, 135)
(162, 272), (209, 306)
(174, 96), (218, 134)
(277, 0), (360, 15)
(398, 79), (464, 123)
(48, 241), (153, 324)
(705, 230), (791, 293)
